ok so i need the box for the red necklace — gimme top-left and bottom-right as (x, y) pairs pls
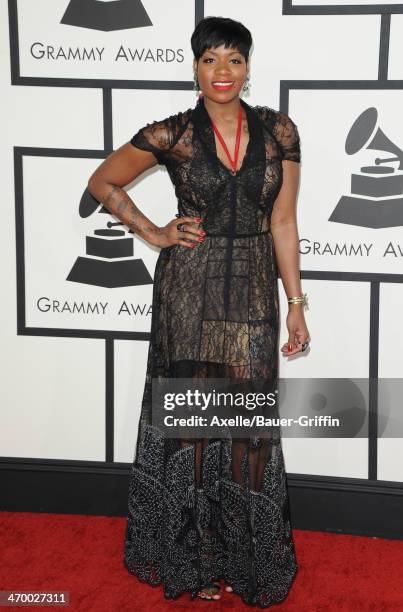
(210, 104), (243, 175)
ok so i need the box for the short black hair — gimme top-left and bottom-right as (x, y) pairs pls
(191, 16), (252, 63)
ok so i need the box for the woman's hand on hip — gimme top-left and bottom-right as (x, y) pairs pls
(149, 216), (206, 249)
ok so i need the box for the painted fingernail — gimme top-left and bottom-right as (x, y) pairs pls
(287, 344), (293, 351)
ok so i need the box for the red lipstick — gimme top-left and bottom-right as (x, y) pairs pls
(211, 81), (234, 91)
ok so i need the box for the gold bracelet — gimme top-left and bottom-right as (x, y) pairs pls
(287, 293), (309, 309)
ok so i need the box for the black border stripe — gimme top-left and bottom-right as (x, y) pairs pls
(300, 271), (403, 282)
(283, 0), (403, 15)
(0, 463), (402, 537)
(195, 0), (204, 24)
(0, 458), (401, 488)
(281, 80), (403, 89)
(8, 0), (20, 78)
(14, 148), (25, 337)
(15, 327), (150, 341)
(368, 282), (380, 479)
(16, 147), (106, 158)
(105, 338), (114, 462)
(11, 77), (195, 90)
(103, 88), (113, 153)
(379, 13), (391, 81)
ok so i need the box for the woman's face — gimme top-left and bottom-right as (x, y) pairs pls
(193, 45), (248, 103)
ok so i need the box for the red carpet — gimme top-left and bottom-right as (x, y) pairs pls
(1, 511), (402, 611)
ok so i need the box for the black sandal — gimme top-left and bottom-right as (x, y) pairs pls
(194, 580), (221, 601)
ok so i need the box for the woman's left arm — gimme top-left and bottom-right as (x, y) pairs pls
(271, 160), (310, 356)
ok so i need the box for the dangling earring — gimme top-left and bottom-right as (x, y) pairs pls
(242, 74), (251, 96)
(193, 71), (200, 93)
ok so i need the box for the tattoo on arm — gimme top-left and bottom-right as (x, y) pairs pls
(104, 185), (119, 207)
(102, 185), (160, 237)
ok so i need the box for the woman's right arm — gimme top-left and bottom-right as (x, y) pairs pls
(87, 143), (201, 249)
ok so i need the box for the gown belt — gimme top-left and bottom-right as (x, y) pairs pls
(204, 228), (271, 237)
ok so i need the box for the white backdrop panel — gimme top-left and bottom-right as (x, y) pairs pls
(22, 155), (171, 333)
(5, 86), (103, 150)
(377, 283), (403, 481)
(379, 283), (403, 378)
(114, 339), (149, 463)
(0, 336), (105, 460)
(290, 89), (403, 275)
(279, 279), (370, 477)
(388, 14), (403, 80)
(1, 3), (103, 189)
(16, 0), (196, 81)
(279, 279), (370, 378)
(377, 441), (403, 482)
(282, 438), (369, 478)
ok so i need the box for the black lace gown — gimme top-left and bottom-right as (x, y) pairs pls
(123, 95), (301, 607)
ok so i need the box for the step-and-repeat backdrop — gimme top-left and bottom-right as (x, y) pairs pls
(1, 0), (403, 485)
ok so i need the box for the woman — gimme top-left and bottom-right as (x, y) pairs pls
(88, 15), (310, 607)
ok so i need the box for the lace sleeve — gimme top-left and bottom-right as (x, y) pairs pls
(130, 109), (191, 165)
(271, 110), (301, 163)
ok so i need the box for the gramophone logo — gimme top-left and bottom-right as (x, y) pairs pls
(67, 189), (153, 288)
(61, 0), (152, 31)
(329, 107), (403, 229)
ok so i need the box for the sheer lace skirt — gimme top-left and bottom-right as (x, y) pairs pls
(124, 364), (298, 606)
